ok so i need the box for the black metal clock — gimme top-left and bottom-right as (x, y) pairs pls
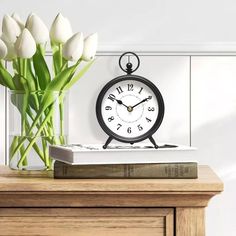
(96, 52), (165, 149)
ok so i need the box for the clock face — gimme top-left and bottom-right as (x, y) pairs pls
(96, 75), (164, 143)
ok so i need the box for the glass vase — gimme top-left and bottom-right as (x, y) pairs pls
(8, 90), (68, 170)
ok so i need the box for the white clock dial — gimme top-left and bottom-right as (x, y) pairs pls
(101, 80), (159, 138)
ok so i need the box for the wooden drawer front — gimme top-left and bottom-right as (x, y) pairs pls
(0, 208), (173, 236)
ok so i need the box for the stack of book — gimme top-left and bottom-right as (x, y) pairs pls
(49, 144), (198, 179)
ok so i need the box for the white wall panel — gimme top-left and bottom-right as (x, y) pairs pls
(1, 0), (236, 51)
(0, 87), (5, 164)
(192, 56), (236, 236)
(69, 56), (190, 146)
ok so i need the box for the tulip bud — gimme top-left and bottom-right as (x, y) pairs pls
(82, 33), (98, 61)
(62, 32), (83, 61)
(0, 39), (7, 59)
(2, 14), (21, 43)
(1, 35), (17, 61)
(15, 29), (36, 58)
(11, 13), (24, 30)
(25, 13), (33, 28)
(26, 13), (49, 44)
(50, 13), (73, 44)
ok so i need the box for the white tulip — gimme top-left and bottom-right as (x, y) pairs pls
(15, 29), (36, 58)
(82, 33), (98, 61)
(26, 13), (49, 44)
(1, 35), (17, 61)
(2, 14), (21, 43)
(62, 32), (83, 61)
(49, 13), (73, 44)
(11, 13), (24, 30)
(25, 12), (33, 28)
(0, 39), (7, 59)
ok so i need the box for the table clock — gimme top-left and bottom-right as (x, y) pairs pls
(96, 52), (165, 149)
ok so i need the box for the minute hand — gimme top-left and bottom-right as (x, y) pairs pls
(132, 98), (149, 109)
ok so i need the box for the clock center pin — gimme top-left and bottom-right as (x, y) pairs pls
(127, 106), (133, 112)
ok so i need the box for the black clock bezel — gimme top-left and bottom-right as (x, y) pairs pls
(96, 74), (165, 144)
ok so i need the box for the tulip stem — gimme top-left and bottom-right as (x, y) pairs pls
(59, 43), (63, 72)
(17, 106), (54, 168)
(22, 59), (29, 166)
(38, 44), (45, 55)
(61, 61), (68, 71)
(21, 59), (28, 135)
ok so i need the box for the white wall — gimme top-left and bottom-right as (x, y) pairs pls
(0, 87), (5, 165)
(1, 0), (236, 50)
(1, 1), (236, 235)
(191, 56), (236, 235)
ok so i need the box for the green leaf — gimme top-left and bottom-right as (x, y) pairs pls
(12, 59), (19, 74)
(13, 74), (24, 91)
(22, 63), (78, 140)
(46, 63), (78, 92)
(0, 66), (15, 90)
(0, 74), (6, 87)
(33, 48), (51, 90)
(51, 42), (61, 76)
(28, 59), (39, 90)
(18, 58), (36, 92)
(64, 60), (95, 90)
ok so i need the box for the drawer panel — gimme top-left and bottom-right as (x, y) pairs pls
(0, 208), (174, 236)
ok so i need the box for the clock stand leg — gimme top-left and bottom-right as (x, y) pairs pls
(149, 136), (159, 149)
(103, 136), (113, 149)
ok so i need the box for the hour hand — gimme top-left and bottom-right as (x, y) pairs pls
(115, 99), (133, 112)
(115, 99), (129, 108)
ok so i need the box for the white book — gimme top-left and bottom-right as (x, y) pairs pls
(49, 143), (196, 165)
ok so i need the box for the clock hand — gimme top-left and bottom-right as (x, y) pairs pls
(115, 99), (133, 112)
(115, 99), (129, 108)
(132, 97), (151, 109)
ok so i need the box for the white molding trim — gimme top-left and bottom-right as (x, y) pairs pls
(98, 42), (236, 54)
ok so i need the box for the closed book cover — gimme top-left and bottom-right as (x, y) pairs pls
(49, 143), (196, 165)
(54, 161), (198, 179)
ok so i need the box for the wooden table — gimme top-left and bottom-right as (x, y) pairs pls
(0, 165), (223, 236)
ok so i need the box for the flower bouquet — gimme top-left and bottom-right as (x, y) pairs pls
(0, 13), (97, 170)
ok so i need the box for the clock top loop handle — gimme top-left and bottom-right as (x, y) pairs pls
(119, 52), (140, 75)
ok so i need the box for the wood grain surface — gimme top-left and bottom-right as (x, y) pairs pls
(0, 208), (174, 236)
(176, 207), (205, 236)
(0, 165), (223, 236)
(0, 165), (223, 192)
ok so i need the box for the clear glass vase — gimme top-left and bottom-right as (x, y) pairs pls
(8, 90), (68, 170)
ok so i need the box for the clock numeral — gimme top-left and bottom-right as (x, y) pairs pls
(108, 94), (116, 102)
(146, 117), (152, 123)
(105, 106), (112, 110)
(138, 87), (143, 94)
(128, 84), (134, 91)
(137, 124), (143, 131)
(117, 123), (122, 130)
(148, 107), (155, 111)
(148, 95), (152, 100)
(116, 86), (123, 94)
(127, 127), (132, 134)
(108, 116), (114, 122)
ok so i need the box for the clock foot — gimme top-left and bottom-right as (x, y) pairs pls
(149, 136), (159, 149)
(103, 136), (113, 149)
